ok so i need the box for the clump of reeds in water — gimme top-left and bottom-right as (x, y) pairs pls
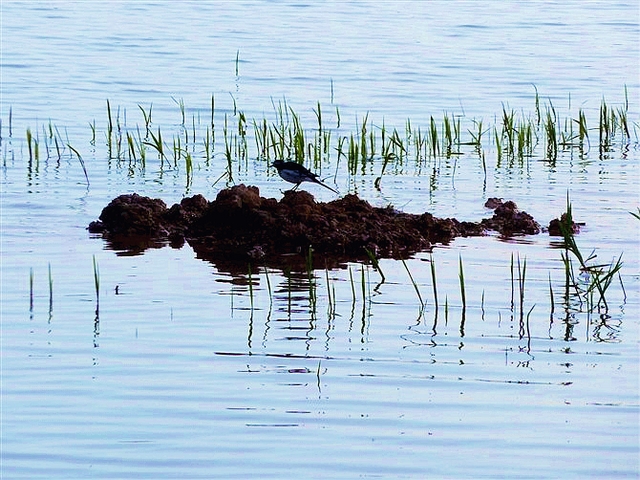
(17, 85), (635, 193)
(558, 193), (624, 312)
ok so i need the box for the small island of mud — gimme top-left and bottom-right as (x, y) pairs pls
(88, 185), (563, 269)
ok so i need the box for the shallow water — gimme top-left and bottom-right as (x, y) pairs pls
(2, 1), (640, 478)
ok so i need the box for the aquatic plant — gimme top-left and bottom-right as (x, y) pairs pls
(138, 103), (152, 138)
(458, 255), (466, 313)
(548, 272), (555, 314)
(172, 96), (186, 127)
(325, 267), (336, 319)
(429, 253), (439, 313)
(348, 265), (356, 304)
(364, 247), (385, 283)
(145, 127), (166, 163)
(558, 194), (623, 312)
(55, 86), (632, 195)
(402, 259), (424, 308)
(106, 99), (113, 156)
(516, 254), (527, 323)
(26, 128), (35, 163)
(67, 144), (89, 185)
(92, 255), (100, 311)
(543, 102), (558, 161)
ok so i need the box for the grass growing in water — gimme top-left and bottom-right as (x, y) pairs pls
(458, 255), (466, 313)
(16, 86), (630, 197)
(402, 259), (424, 308)
(559, 194), (624, 312)
(92, 255), (100, 311)
(67, 144), (89, 185)
(364, 247), (385, 283)
(429, 253), (439, 314)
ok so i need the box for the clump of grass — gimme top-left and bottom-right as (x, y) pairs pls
(467, 118), (485, 152)
(544, 102), (558, 161)
(21, 86), (633, 195)
(574, 108), (589, 152)
(145, 127), (167, 164)
(599, 97), (613, 153)
(559, 193), (624, 311)
(26, 128), (39, 165)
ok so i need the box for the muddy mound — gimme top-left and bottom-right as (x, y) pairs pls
(89, 185), (544, 266)
(480, 198), (540, 236)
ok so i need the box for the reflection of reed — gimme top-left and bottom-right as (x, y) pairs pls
(29, 267), (34, 312)
(592, 313), (622, 343)
(93, 311), (100, 349)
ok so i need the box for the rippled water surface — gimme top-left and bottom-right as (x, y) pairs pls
(2, 1), (639, 478)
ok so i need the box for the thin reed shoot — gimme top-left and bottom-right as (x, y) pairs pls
(92, 255), (100, 309)
(457, 255), (466, 310)
(402, 259), (424, 308)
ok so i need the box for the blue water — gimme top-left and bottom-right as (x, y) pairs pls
(2, 1), (639, 478)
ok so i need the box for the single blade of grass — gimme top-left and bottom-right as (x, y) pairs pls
(402, 259), (424, 308)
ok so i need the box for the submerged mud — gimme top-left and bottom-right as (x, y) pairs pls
(88, 185), (568, 269)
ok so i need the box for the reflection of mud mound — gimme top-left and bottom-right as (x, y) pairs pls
(89, 185), (543, 267)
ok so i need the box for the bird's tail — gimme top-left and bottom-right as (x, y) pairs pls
(317, 180), (339, 194)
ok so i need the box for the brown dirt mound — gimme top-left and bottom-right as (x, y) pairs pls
(89, 185), (547, 268)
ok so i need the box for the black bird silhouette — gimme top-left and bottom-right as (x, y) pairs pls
(271, 160), (338, 194)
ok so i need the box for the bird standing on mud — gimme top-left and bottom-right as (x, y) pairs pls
(271, 160), (338, 194)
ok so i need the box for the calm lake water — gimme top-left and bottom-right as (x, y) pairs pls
(2, 1), (639, 478)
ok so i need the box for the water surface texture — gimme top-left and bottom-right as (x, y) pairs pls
(2, 1), (639, 479)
